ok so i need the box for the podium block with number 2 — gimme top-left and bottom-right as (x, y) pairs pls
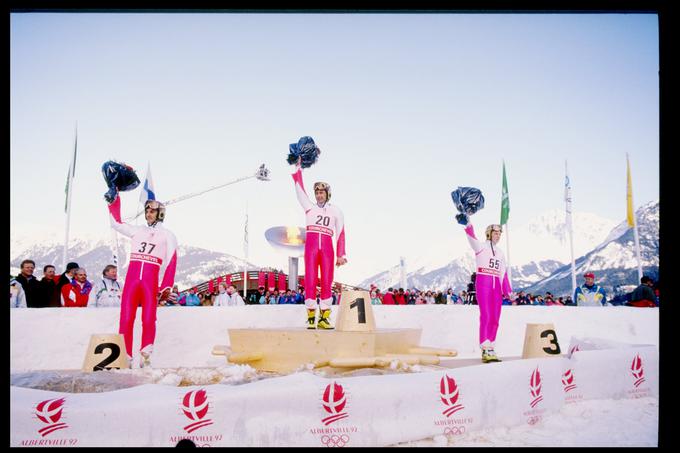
(335, 290), (376, 332)
(82, 334), (130, 372)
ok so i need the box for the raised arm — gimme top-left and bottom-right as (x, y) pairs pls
(463, 223), (484, 254)
(107, 195), (138, 238)
(291, 165), (314, 213)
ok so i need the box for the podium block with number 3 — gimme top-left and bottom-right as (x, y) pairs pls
(335, 290), (376, 332)
(521, 323), (562, 359)
(82, 334), (130, 372)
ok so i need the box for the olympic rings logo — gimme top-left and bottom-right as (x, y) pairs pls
(443, 426), (466, 436)
(320, 434), (350, 447)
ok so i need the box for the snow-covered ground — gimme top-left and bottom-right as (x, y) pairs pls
(396, 397), (658, 447)
(10, 305), (660, 446)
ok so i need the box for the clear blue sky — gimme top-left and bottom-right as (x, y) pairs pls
(10, 13), (659, 285)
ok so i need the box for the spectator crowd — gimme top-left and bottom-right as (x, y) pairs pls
(10, 259), (659, 309)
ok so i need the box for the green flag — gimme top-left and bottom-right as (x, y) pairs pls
(500, 161), (510, 225)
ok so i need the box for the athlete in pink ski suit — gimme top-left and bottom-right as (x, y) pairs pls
(108, 195), (178, 363)
(292, 165), (346, 326)
(463, 223), (512, 359)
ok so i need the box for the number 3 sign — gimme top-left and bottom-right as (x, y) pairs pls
(81, 334), (130, 372)
(521, 323), (562, 359)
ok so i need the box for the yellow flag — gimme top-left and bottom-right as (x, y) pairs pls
(626, 154), (635, 228)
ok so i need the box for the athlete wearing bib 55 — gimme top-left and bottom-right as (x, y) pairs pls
(292, 163), (347, 329)
(462, 222), (512, 363)
(108, 195), (178, 367)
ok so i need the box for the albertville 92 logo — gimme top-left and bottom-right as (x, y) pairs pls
(630, 353), (646, 388)
(440, 374), (464, 417)
(529, 367), (543, 408)
(181, 389), (213, 433)
(321, 381), (348, 425)
(35, 398), (68, 437)
(562, 369), (577, 393)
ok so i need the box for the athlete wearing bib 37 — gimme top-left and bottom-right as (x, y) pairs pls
(292, 163), (347, 329)
(107, 195), (178, 367)
(462, 222), (512, 363)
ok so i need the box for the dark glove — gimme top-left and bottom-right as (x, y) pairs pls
(104, 187), (118, 204)
(456, 213), (469, 225)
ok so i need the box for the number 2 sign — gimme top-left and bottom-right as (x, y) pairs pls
(81, 334), (130, 372)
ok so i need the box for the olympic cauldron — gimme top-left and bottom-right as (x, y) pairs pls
(264, 226), (306, 289)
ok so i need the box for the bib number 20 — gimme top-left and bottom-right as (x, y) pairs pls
(315, 215), (331, 227)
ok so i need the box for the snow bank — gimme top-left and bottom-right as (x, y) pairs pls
(10, 305), (658, 371)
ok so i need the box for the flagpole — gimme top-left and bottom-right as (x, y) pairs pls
(243, 203), (249, 301)
(627, 154), (643, 282)
(62, 123), (77, 270)
(565, 160), (577, 298)
(505, 225), (512, 285)
(500, 160), (512, 286)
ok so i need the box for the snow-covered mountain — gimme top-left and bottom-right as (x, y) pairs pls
(523, 200), (659, 296)
(358, 209), (617, 292)
(510, 210), (617, 265)
(9, 234), (261, 291)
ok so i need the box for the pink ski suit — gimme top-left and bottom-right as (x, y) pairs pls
(292, 167), (346, 310)
(463, 224), (512, 347)
(108, 196), (178, 357)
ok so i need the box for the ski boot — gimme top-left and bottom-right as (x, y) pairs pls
(481, 349), (501, 363)
(307, 309), (317, 329)
(316, 309), (334, 330)
(140, 346), (153, 368)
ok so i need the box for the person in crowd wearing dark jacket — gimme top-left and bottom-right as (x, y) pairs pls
(39, 264), (61, 307)
(57, 262), (80, 295)
(248, 286), (266, 305)
(627, 276), (658, 307)
(15, 259), (43, 307)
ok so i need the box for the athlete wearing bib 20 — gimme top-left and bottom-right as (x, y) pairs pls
(292, 164), (346, 329)
(463, 222), (512, 362)
(108, 195), (178, 366)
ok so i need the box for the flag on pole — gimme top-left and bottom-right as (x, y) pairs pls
(139, 163), (156, 205)
(243, 206), (249, 300)
(500, 160), (510, 225)
(64, 132), (77, 212)
(244, 210), (249, 257)
(565, 162), (573, 231)
(626, 155), (635, 228)
(565, 160), (577, 298)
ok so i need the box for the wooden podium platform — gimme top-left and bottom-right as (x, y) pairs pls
(225, 327), (423, 373)
(212, 290), (458, 373)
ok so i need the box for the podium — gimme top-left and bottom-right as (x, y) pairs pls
(213, 290), (457, 373)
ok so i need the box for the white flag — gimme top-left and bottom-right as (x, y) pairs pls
(564, 162), (573, 233)
(139, 163), (156, 205)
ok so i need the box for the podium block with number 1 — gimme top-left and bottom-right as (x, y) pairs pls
(335, 290), (376, 332)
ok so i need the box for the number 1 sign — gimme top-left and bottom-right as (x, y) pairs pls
(335, 290), (377, 332)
